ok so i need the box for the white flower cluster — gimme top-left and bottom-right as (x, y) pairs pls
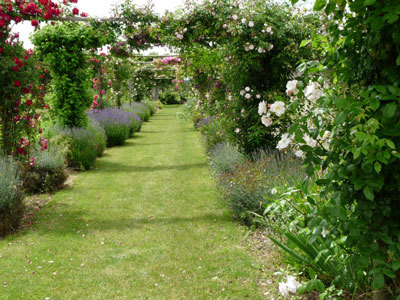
(244, 43), (255, 51)
(262, 24), (274, 35)
(275, 79), (330, 158)
(278, 276), (301, 299)
(258, 99), (286, 129)
(240, 86), (254, 99)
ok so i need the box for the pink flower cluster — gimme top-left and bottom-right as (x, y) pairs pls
(154, 57), (182, 69)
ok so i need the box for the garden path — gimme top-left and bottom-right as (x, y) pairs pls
(0, 105), (265, 299)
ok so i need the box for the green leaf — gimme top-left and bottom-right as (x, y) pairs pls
(374, 161), (382, 173)
(386, 14), (399, 24)
(313, 0), (326, 11)
(386, 139), (396, 149)
(388, 85), (400, 96)
(335, 112), (347, 124)
(383, 102), (397, 119)
(397, 55), (400, 66)
(369, 98), (380, 111)
(392, 261), (400, 271)
(299, 39), (311, 48)
(383, 268), (396, 279)
(334, 97), (347, 108)
(372, 273), (385, 290)
(364, 0), (376, 5)
(363, 186), (374, 200)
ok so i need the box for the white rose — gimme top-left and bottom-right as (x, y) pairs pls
(245, 93), (251, 99)
(286, 80), (299, 96)
(279, 282), (290, 299)
(249, 44), (254, 50)
(256, 94), (261, 99)
(304, 134), (317, 147)
(276, 133), (292, 150)
(258, 48), (263, 53)
(304, 81), (324, 102)
(286, 276), (301, 294)
(240, 90), (245, 96)
(294, 150), (305, 158)
(235, 128), (240, 133)
(232, 14), (238, 20)
(241, 18), (247, 24)
(245, 87), (250, 92)
(248, 21), (254, 27)
(261, 116), (273, 127)
(270, 101), (286, 116)
(258, 101), (267, 115)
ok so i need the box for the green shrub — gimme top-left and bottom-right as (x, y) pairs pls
(159, 90), (180, 105)
(154, 100), (164, 110)
(0, 157), (25, 236)
(216, 151), (304, 224)
(23, 144), (68, 194)
(143, 100), (157, 115)
(209, 142), (244, 174)
(199, 118), (226, 152)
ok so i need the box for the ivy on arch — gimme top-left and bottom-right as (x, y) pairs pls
(33, 22), (115, 127)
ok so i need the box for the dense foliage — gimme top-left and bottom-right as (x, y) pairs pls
(33, 22), (115, 127)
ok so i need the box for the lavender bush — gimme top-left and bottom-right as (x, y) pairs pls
(88, 108), (141, 147)
(0, 156), (25, 236)
(122, 103), (151, 122)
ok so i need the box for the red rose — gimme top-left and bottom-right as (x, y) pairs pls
(80, 12), (88, 18)
(72, 8), (79, 15)
(22, 88), (31, 94)
(0, 20), (5, 27)
(0, 47), (2, 53)
(40, 74), (45, 79)
(26, 99), (33, 106)
(14, 16), (22, 23)
(12, 66), (19, 72)
(31, 20), (39, 27)
(14, 80), (21, 87)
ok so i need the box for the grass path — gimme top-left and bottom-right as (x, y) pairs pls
(0, 105), (265, 299)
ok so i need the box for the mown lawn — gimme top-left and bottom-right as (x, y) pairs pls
(0, 105), (265, 299)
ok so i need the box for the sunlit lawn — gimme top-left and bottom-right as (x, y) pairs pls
(0, 106), (265, 299)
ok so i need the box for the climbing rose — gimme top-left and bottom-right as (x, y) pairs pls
(270, 101), (286, 116)
(14, 80), (21, 87)
(31, 20), (39, 27)
(26, 100), (33, 106)
(72, 8), (79, 15)
(286, 80), (299, 96)
(261, 115), (273, 127)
